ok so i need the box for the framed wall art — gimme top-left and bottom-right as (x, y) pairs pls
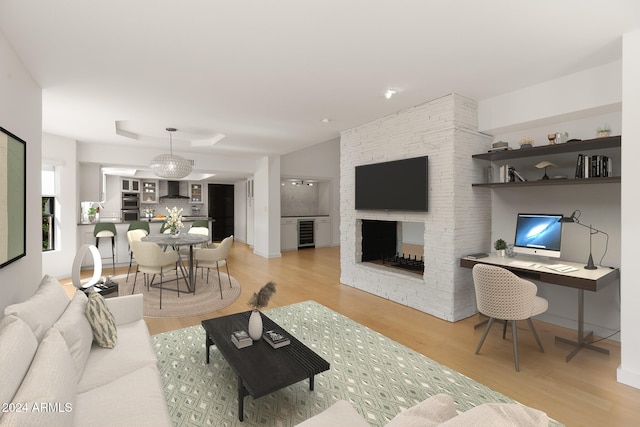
(0, 126), (26, 268)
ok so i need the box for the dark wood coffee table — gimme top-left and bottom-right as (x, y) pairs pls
(201, 311), (330, 421)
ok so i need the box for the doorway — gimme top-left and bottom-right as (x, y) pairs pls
(208, 184), (234, 241)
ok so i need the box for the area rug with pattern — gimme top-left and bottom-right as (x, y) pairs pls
(151, 300), (561, 426)
(115, 271), (241, 318)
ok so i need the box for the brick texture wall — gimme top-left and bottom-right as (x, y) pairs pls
(340, 94), (492, 321)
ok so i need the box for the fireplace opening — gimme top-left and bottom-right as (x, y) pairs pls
(361, 219), (424, 274)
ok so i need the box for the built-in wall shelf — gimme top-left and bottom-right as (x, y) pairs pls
(472, 135), (620, 161)
(472, 135), (621, 187)
(472, 176), (620, 188)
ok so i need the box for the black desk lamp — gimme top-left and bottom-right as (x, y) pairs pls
(558, 210), (608, 270)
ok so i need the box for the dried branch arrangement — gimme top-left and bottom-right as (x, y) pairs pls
(248, 281), (277, 310)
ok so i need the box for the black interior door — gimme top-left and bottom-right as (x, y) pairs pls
(208, 184), (234, 241)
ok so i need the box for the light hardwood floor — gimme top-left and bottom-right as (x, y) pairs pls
(65, 242), (639, 426)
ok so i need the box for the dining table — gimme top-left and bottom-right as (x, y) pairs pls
(141, 233), (209, 293)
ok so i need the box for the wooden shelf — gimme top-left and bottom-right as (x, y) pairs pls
(472, 135), (620, 161)
(472, 176), (620, 188)
(472, 135), (620, 187)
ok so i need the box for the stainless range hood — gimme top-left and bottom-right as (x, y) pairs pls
(160, 181), (189, 199)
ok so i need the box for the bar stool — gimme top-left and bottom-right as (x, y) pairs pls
(93, 222), (117, 274)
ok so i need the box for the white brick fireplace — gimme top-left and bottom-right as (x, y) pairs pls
(340, 94), (492, 321)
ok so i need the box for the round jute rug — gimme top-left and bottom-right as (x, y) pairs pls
(115, 271), (241, 318)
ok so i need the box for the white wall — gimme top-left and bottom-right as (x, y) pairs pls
(42, 133), (78, 279)
(234, 180), (247, 243)
(619, 29), (640, 389)
(253, 156), (281, 258)
(478, 61), (622, 134)
(0, 32), (43, 313)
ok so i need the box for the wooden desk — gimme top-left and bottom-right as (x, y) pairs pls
(460, 254), (620, 362)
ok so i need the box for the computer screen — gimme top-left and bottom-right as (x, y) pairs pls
(513, 213), (563, 258)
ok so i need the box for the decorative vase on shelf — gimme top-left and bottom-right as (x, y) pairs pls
(248, 310), (263, 340)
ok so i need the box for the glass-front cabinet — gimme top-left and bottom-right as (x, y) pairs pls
(141, 180), (159, 203)
(189, 182), (203, 203)
(121, 178), (140, 192)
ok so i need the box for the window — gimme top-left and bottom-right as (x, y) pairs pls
(42, 197), (55, 251)
(42, 164), (56, 252)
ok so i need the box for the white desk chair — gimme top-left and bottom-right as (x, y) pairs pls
(472, 263), (548, 372)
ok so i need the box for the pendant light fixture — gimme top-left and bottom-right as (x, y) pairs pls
(150, 127), (192, 179)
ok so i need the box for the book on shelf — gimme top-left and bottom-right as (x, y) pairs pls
(466, 253), (488, 259)
(498, 165), (525, 183)
(231, 330), (253, 349)
(263, 329), (290, 348)
(575, 154), (612, 179)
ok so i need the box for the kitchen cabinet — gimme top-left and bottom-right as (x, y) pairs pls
(189, 182), (203, 203)
(141, 180), (158, 203)
(315, 217), (331, 247)
(121, 178), (140, 192)
(281, 218), (297, 251)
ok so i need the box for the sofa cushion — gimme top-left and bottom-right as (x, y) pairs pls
(3, 275), (70, 342)
(295, 400), (370, 427)
(78, 319), (158, 393)
(86, 289), (118, 348)
(0, 315), (38, 417)
(53, 290), (94, 382)
(74, 364), (172, 427)
(1, 328), (76, 427)
(386, 393), (458, 427)
(439, 402), (548, 427)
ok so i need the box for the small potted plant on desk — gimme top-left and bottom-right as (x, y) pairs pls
(494, 239), (507, 257)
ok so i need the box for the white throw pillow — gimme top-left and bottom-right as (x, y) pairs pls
(385, 393), (458, 427)
(3, 275), (70, 342)
(439, 402), (549, 427)
(54, 290), (94, 382)
(1, 328), (76, 427)
(0, 315), (38, 418)
(295, 400), (370, 427)
(85, 289), (118, 348)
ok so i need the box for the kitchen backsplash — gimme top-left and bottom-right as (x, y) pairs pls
(281, 183), (319, 216)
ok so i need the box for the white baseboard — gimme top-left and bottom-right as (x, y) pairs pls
(617, 365), (640, 390)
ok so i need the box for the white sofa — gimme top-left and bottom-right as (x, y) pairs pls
(0, 275), (172, 427)
(296, 393), (550, 427)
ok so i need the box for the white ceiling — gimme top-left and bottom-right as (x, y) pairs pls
(1, 1), (639, 181)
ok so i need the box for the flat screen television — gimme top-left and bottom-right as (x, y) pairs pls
(513, 213), (563, 258)
(355, 156), (428, 211)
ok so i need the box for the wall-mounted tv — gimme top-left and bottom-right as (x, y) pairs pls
(355, 156), (428, 211)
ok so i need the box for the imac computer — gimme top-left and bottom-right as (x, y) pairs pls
(513, 213), (563, 258)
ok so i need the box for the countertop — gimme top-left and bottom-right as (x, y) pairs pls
(281, 215), (330, 218)
(78, 216), (212, 225)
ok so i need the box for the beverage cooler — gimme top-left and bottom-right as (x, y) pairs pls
(297, 219), (315, 248)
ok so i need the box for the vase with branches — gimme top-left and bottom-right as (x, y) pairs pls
(247, 281), (277, 340)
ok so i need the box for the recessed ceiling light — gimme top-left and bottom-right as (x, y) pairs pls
(384, 89), (397, 99)
(320, 118), (331, 123)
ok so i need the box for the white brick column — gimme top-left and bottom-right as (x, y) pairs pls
(340, 94), (491, 321)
